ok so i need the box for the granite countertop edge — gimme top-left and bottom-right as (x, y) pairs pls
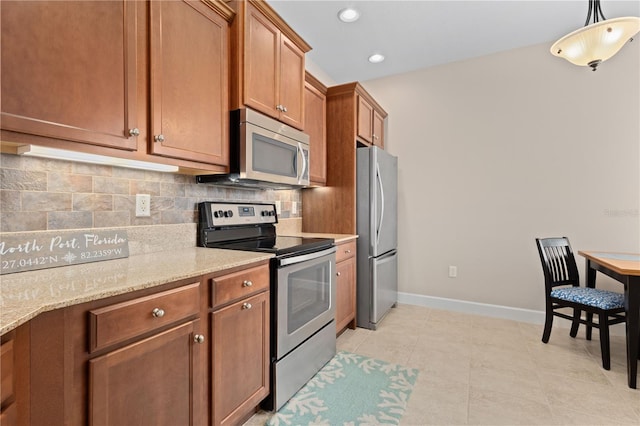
(0, 247), (273, 336)
(282, 232), (358, 244)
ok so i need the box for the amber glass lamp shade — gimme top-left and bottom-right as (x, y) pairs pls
(550, 17), (640, 70)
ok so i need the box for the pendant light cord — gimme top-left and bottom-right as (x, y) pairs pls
(585, 0), (607, 26)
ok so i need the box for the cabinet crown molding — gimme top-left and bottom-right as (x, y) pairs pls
(327, 82), (387, 117)
(203, 0), (236, 21)
(243, 0), (312, 52)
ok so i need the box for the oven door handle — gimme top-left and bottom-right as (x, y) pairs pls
(277, 246), (336, 267)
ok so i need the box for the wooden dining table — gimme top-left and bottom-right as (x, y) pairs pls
(578, 251), (640, 389)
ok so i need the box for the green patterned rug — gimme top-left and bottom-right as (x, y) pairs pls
(266, 351), (419, 426)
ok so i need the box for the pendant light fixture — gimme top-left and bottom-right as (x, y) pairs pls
(550, 0), (640, 71)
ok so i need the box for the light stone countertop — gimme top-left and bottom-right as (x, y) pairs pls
(275, 218), (358, 244)
(0, 248), (273, 336)
(280, 232), (358, 244)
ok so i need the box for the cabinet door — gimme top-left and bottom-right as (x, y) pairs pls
(335, 256), (357, 334)
(304, 80), (327, 185)
(1, 0), (139, 150)
(213, 291), (269, 426)
(149, 0), (229, 166)
(89, 320), (204, 426)
(357, 96), (373, 144)
(244, 3), (280, 119)
(373, 110), (385, 148)
(278, 35), (305, 129)
(0, 323), (29, 426)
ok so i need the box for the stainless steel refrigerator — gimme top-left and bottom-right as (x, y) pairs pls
(356, 146), (398, 330)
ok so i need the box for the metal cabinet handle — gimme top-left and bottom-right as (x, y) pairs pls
(194, 334), (205, 344)
(282, 106), (288, 112)
(276, 104), (282, 111)
(129, 128), (140, 137)
(243, 280), (253, 287)
(336, 272), (341, 276)
(154, 134), (165, 142)
(345, 249), (351, 254)
(152, 308), (165, 318)
(242, 303), (252, 310)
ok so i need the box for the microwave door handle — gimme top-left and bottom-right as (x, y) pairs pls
(297, 143), (307, 184)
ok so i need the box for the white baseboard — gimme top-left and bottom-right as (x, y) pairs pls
(397, 291), (626, 336)
(398, 291), (545, 323)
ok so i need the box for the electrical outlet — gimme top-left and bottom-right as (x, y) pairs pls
(135, 194), (151, 217)
(291, 201), (298, 215)
(448, 266), (458, 278)
(275, 200), (282, 214)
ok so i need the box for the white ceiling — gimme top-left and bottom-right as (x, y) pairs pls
(269, 0), (640, 84)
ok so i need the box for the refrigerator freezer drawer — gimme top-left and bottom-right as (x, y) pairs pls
(357, 249), (398, 330)
(371, 250), (398, 323)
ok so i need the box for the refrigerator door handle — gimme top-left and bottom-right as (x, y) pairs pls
(375, 162), (385, 246)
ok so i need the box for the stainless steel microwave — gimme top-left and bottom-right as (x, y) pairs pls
(197, 108), (310, 189)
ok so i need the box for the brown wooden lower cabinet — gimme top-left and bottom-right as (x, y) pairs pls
(0, 260), (276, 425)
(335, 240), (357, 334)
(209, 263), (270, 426)
(0, 259), (275, 426)
(0, 323), (30, 426)
(89, 319), (204, 426)
(84, 279), (206, 426)
(212, 291), (270, 426)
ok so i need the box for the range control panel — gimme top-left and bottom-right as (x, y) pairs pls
(199, 202), (277, 227)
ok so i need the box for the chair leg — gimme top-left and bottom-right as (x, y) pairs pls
(570, 308), (580, 338)
(598, 313), (610, 370)
(542, 309), (553, 343)
(586, 312), (593, 340)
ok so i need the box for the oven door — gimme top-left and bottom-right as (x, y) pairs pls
(275, 247), (336, 359)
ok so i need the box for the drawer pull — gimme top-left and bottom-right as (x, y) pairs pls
(194, 334), (205, 344)
(345, 250), (351, 254)
(151, 308), (165, 318)
(243, 280), (253, 287)
(242, 303), (252, 310)
(336, 272), (341, 276)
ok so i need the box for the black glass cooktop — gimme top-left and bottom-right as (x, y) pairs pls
(211, 235), (333, 257)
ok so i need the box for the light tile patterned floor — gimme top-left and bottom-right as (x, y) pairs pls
(246, 304), (640, 425)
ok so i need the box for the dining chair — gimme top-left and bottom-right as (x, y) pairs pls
(535, 237), (626, 370)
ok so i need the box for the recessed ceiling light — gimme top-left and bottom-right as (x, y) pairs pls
(338, 8), (360, 23)
(368, 53), (385, 63)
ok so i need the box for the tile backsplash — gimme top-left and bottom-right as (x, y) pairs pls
(0, 153), (301, 232)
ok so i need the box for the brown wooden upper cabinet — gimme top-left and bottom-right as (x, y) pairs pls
(0, 0), (234, 171)
(357, 95), (386, 148)
(149, 0), (232, 166)
(302, 82), (387, 235)
(304, 72), (328, 186)
(0, 0), (139, 151)
(228, 0), (311, 130)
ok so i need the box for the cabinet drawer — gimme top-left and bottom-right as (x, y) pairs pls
(211, 265), (269, 308)
(336, 240), (356, 263)
(1, 339), (14, 408)
(89, 282), (200, 353)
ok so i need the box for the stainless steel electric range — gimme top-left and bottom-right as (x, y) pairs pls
(198, 201), (337, 411)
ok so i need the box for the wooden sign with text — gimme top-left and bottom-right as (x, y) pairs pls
(0, 230), (129, 275)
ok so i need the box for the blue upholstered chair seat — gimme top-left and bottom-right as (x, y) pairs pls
(551, 287), (625, 310)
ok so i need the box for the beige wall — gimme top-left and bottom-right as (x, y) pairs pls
(362, 41), (640, 312)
